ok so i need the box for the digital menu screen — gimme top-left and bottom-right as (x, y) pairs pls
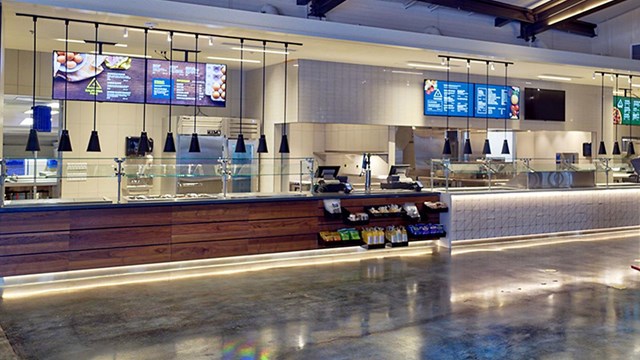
(474, 85), (520, 119)
(424, 80), (472, 117)
(613, 96), (640, 126)
(52, 51), (226, 107)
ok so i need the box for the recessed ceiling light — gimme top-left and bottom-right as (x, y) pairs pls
(231, 46), (289, 55)
(537, 75), (572, 81)
(20, 118), (33, 126)
(392, 70), (423, 75)
(55, 38), (85, 44)
(207, 56), (260, 64)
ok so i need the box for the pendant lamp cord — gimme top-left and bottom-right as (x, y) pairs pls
(601, 73), (604, 145)
(63, 20), (69, 131)
(31, 17), (37, 129)
(142, 29), (148, 132)
(630, 76), (633, 139)
(504, 63), (508, 136)
(193, 34), (198, 133)
(261, 41), (266, 136)
(445, 57), (450, 133)
(283, 43), (288, 136)
(93, 24), (98, 131)
(485, 61), (489, 136)
(239, 39), (244, 135)
(168, 32), (173, 132)
(466, 60), (470, 135)
(614, 75), (618, 140)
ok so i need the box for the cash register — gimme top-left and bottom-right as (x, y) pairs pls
(380, 164), (423, 191)
(313, 166), (353, 194)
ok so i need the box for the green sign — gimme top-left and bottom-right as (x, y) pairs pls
(613, 96), (640, 126)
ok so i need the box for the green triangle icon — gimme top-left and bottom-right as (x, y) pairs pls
(85, 78), (103, 96)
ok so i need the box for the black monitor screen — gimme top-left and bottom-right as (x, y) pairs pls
(315, 166), (341, 178)
(389, 164), (410, 176)
(524, 88), (565, 121)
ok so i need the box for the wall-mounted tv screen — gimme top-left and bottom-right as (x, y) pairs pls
(474, 85), (520, 119)
(524, 88), (565, 121)
(424, 79), (473, 117)
(52, 51), (226, 107)
(613, 96), (640, 126)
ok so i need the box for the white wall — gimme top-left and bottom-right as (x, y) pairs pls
(592, 7), (640, 58)
(515, 131), (592, 160)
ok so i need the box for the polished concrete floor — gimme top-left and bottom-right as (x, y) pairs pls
(1, 232), (640, 359)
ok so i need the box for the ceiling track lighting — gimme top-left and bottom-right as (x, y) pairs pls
(257, 40), (269, 154)
(58, 19), (73, 152)
(442, 57), (452, 156)
(26, 16), (40, 152)
(279, 43), (290, 154)
(235, 39), (247, 153)
(189, 34), (201, 153)
(164, 32), (176, 153)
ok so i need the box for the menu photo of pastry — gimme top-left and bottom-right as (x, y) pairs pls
(53, 52), (106, 82)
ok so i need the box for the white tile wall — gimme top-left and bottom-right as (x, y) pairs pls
(448, 189), (640, 241)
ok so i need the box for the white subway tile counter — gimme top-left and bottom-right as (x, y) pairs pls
(441, 188), (640, 243)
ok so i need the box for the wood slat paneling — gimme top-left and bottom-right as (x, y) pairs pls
(248, 201), (323, 220)
(69, 227), (171, 251)
(0, 232), (69, 256)
(170, 239), (249, 261)
(0, 211), (70, 235)
(248, 235), (317, 254)
(249, 218), (319, 238)
(67, 245), (171, 270)
(172, 204), (248, 224)
(71, 207), (172, 230)
(0, 253), (68, 277)
(171, 222), (251, 244)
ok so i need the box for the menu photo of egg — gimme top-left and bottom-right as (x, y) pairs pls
(205, 64), (227, 104)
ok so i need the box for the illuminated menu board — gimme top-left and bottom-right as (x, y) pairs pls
(475, 85), (520, 119)
(424, 80), (472, 117)
(52, 52), (226, 107)
(613, 96), (640, 126)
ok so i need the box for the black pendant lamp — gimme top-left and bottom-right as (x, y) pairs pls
(58, 20), (73, 152)
(482, 61), (492, 155)
(501, 63), (510, 155)
(629, 76), (636, 156)
(235, 39), (247, 153)
(463, 60), (472, 155)
(25, 17), (41, 152)
(163, 31), (176, 153)
(189, 34), (201, 153)
(597, 73), (607, 155)
(87, 23), (101, 152)
(138, 29), (151, 155)
(257, 41), (269, 153)
(279, 43), (290, 154)
(612, 75), (621, 155)
(442, 57), (452, 155)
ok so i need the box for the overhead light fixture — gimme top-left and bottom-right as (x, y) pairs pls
(598, 72), (606, 156)
(207, 56), (260, 64)
(235, 39), (247, 153)
(231, 46), (289, 55)
(482, 61), (491, 155)
(47, 102), (60, 109)
(138, 28), (151, 155)
(279, 43), (290, 154)
(25, 17), (40, 152)
(114, 43), (128, 48)
(442, 57), (452, 156)
(189, 34), (201, 153)
(58, 20), (73, 152)
(633, 84), (640, 88)
(55, 38), (84, 44)
(20, 117), (34, 126)
(490, 62), (495, 71)
(208, 36), (213, 46)
(123, 28), (128, 38)
(86, 23), (102, 152)
(537, 75), (572, 81)
(463, 60), (472, 155)
(164, 31), (176, 153)
(592, 73), (596, 80)
(629, 76), (636, 155)
(501, 63), (511, 155)
(391, 70), (423, 75)
(257, 40), (269, 154)
(440, 58), (446, 66)
(407, 62), (450, 70)
(167, 32), (172, 42)
(612, 75), (620, 155)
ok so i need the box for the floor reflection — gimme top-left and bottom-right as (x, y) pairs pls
(0, 233), (639, 359)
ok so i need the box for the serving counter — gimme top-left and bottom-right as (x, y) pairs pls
(0, 190), (442, 277)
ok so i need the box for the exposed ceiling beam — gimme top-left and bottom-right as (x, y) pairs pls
(523, 0), (627, 38)
(308, 0), (348, 17)
(415, 0), (535, 23)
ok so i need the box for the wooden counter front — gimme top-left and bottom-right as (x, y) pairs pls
(0, 193), (440, 277)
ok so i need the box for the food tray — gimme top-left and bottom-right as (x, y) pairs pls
(342, 208), (370, 226)
(407, 232), (446, 240)
(364, 205), (405, 218)
(317, 233), (363, 247)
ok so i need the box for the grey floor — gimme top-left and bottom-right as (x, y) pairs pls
(1, 233), (640, 360)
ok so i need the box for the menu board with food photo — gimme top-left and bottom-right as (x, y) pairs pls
(613, 96), (640, 126)
(52, 51), (226, 107)
(424, 79), (472, 117)
(474, 85), (520, 119)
